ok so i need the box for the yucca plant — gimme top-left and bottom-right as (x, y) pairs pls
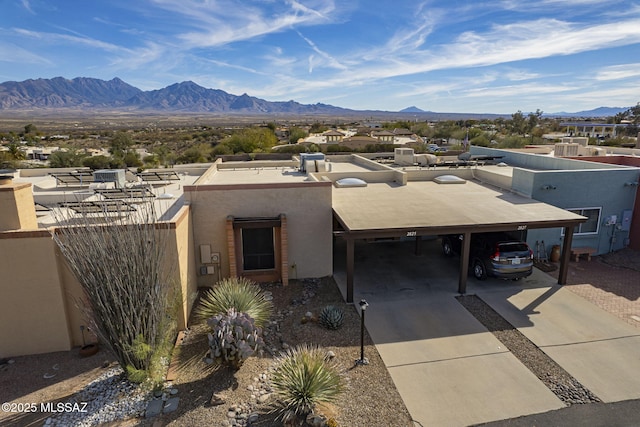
(195, 277), (273, 327)
(271, 344), (344, 421)
(318, 305), (344, 330)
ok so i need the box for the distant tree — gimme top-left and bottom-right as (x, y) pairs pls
(109, 132), (134, 158)
(152, 144), (171, 167)
(177, 143), (211, 163)
(217, 128), (278, 154)
(83, 155), (112, 170)
(48, 149), (86, 168)
(433, 121), (460, 139)
(123, 151), (143, 167)
(288, 127), (308, 144)
(613, 111), (628, 124)
(470, 134), (490, 147)
(382, 120), (412, 130)
(143, 154), (160, 168)
(24, 123), (37, 135)
(629, 103), (640, 124)
(309, 122), (328, 134)
(6, 143), (25, 160)
(510, 111), (527, 135)
(411, 122), (433, 137)
(527, 109), (543, 132)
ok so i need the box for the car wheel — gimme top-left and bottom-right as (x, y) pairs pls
(442, 239), (454, 257)
(473, 259), (487, 280)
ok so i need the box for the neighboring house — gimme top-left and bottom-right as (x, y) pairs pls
(371, 130), (395, 143)
(323, 130), (345, 143)
(469, 145), (640, 253)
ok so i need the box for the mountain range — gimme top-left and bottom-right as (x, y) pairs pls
(0, 77), (351, 115)
(0, 77), (630, 118)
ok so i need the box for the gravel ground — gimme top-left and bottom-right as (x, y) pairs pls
(1, 277), (413, 427)
(456, 294), (601, 405)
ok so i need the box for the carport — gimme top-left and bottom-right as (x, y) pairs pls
(332, 178), (586, 303)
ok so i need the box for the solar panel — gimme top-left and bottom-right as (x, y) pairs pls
(60, 200), (137, 214)
(94, 186), (156, 200)
(50, 171), (94, 186)
(136, 171), (180, 182)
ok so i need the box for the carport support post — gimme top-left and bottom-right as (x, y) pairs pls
(558, 226), (574, 285)
(458, 232), (471, 294)
(346, 237), (355, 303)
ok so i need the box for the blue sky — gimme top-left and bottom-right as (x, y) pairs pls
(1, 0), (639, 114)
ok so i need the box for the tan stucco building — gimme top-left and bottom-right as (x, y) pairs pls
(6, 148), (629, 358)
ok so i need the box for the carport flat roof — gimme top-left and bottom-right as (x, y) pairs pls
(333, 179), (585, 235)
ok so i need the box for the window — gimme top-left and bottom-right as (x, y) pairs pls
(567, 207), (601, 235)
(241, 227), (275, 270)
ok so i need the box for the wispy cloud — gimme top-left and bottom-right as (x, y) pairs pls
(147, 0), (337, 48)
(296, 31), (347, 72)
(13, 28), (125, 52)
(0, 42), (51, 65)
(595, 63), (640, 81)
(21, 0), (34, 14)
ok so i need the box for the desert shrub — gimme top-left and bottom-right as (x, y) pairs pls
(195, 277), (273, 327)
(205, 308), (264, 370)
(52, 204), (179, 384)
(271, 344), (345, 421)
(318, 305), (344, 330)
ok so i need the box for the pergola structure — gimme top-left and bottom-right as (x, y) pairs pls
(332, 179), (586, 303)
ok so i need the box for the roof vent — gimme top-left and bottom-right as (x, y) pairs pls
(434, 175), (466, 184)
(335, 177), (367, 188)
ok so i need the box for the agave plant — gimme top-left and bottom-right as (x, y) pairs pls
(195, 277), (273, 327)
(318, 305), (344, 330)
(271, 344), (344, 420)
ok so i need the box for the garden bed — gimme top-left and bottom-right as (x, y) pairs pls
(145, 277), (413, 426)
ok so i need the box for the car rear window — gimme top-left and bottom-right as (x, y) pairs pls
(498, 242), (529, 253)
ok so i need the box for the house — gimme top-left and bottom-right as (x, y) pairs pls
(2, 143), (639, 358)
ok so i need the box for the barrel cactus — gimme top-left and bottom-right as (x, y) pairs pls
(318, 305), (344, 330)
(205, 308), (264, 370)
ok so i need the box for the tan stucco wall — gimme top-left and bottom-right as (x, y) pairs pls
(186, 183), (333, 287)
(0, 183), (38, 231)
(164, 206), (198, 329)
(0, 208), (199, 357)
(0, 231), (73, 357)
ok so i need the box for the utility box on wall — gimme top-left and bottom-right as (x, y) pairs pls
(199, 244), (220, 281)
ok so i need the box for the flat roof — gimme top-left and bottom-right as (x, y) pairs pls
(202, 159), (375, 185)
(12, 167), (204, 227)
(333, 179), (585, 236)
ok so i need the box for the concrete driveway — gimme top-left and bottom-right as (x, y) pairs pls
(333, 238), (640, 426)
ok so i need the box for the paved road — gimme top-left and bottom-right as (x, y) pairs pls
(476, 398), (640, 427)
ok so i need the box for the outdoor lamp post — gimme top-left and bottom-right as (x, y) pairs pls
(356, 299), (369, 366)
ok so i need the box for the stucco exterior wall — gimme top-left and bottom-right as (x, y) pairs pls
(186, 182), (333, 287)
(164, 206), (198, 329)
(0, 231), (73, 357)
(0, 183), (38, 231)
(520, 168), (640, 255)
(470, 146), (622, 170)
(0, 205), (198, 357)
